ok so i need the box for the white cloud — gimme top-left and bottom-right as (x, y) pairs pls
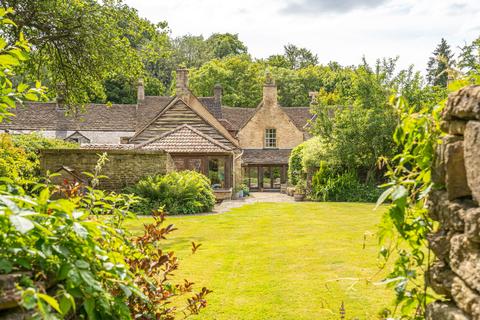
(125, 0), (480, 71)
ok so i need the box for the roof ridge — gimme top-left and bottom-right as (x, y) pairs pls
(138, 123), (232, 152)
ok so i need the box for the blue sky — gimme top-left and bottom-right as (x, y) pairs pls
(124, 0), (480, 72)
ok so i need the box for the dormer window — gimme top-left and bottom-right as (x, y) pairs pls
(265, 128), (277, 148)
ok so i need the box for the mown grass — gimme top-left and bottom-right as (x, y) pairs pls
(125, 202), (394, 320)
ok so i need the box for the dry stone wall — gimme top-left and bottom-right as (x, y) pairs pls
(426, 85), (480, 320)
(40, 148), (175, 191)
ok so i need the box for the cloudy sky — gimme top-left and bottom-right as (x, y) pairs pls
(124, 0), (480, 71)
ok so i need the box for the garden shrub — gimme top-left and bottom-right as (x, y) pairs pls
(288, 143), (304, 185)
(12, 132), (77, 164)
(310, 165), (381, 202)
(0, 134), (36, 184)
(0, 164), (210, 319)
(127, 170), (216, 214)
(0, 133), (77, 184)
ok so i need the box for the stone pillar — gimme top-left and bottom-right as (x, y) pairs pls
(426, 85), (480, 320)
(263, 72), (277, 109)
(176, 68), (189, 98)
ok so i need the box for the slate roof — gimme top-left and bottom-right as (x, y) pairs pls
(136, 96), (173, 130)
(220, 107), (255, 130)
(138, 124), (233, 153)
(198, 97), (222, 119)
(242, 149), (292, 165)
(281, 107), (312, 129)
(220, 106), (312, 131)
(0, 102), (138, 131)
(0, 96), (312, 139)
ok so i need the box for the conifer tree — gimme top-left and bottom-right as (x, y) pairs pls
(426, 38), (454, 87)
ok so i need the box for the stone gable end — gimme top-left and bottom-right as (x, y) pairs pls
(237, 104), (304, 149)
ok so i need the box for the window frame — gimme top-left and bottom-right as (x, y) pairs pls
(264, 128), (277, 149)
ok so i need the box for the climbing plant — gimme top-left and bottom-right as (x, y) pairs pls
(376, 76), (479, 318)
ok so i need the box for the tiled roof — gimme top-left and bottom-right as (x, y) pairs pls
(282, 107), (312, 129)
(138, 124), (233, 153)
(136, 96), (173, 130)
(220, 107), (255, 129)
(242, 149), (292, 165)
(0, 97), (175, 132)
(199, 97), (223, 119)
(80, 144), (137, 150)
(0, 102), (138, 131)
(220, 106), (313, 131)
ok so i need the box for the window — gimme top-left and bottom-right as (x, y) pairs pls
(208, 157), (226, 189)
(265, 128), (277, 148)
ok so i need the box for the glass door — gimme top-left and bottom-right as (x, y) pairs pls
(263, 167), (271, 189)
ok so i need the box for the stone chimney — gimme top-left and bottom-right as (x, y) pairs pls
(56, 82), (66, 108)
(214, 84), (223, 106)
(176, 68), (189, 98)
(263, 72), (277, 108)
(211, 84), (223, 118)
(137, 79), (145, 105)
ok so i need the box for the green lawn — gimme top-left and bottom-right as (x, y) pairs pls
(126, 202), (393, 320)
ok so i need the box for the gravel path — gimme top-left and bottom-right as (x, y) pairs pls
(213, 192), (294, 213)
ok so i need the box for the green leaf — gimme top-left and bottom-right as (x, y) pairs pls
(0, 53), (20, 66)
(84, 298), (97, 320)
(73, 222), (88, 238)
(391, 185), (408, 202)
(375, 186), (394, 209)
(79, 270), (102, 291)
(75, 260), (90, 269)
(59, 292), (75, 315)
(21, 288), (37, 309)
(37, 293), (62, 314)
(9, 215), (34, 234)
(0, 258), (13, 273)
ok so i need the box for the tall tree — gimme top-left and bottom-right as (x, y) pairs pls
(206, 33), (248, 59)
(283, 44), (319, 70)
(458, 37), (480, 76)
(0, 0), (159, 105)
(171, 35), (213, 68)
(426, 38), (454, 87)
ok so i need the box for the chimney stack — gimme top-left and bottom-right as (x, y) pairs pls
(212, 84), (223, 118)
(176, 68), (189, 98)
(56, 82), (66, 108)
(137, 79), (145, 104)
(214, 84), (223, 106)
(263, 72), (277, 108)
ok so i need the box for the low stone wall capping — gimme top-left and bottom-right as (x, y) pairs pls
(426, 85), (480, 319)
(40, 148), (175, 191)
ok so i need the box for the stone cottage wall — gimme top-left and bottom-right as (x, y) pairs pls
(426, 85), (480, 319)
(40, 148), (175, 191)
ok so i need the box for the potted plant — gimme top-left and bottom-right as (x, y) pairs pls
(234, 185), (244, 199)
(240, 183), (250, 197)
(294, 180), (306, 201)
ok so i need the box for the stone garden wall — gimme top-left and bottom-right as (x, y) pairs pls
(40, 148), (175, 191)
(426, 85), (480, 319)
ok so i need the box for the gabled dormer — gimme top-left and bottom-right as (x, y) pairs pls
(236, 74), (304, 150)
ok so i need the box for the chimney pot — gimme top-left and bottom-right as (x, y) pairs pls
(137, 79), (145, 104)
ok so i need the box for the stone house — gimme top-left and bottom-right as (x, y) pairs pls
(0, 69), (313, 196)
